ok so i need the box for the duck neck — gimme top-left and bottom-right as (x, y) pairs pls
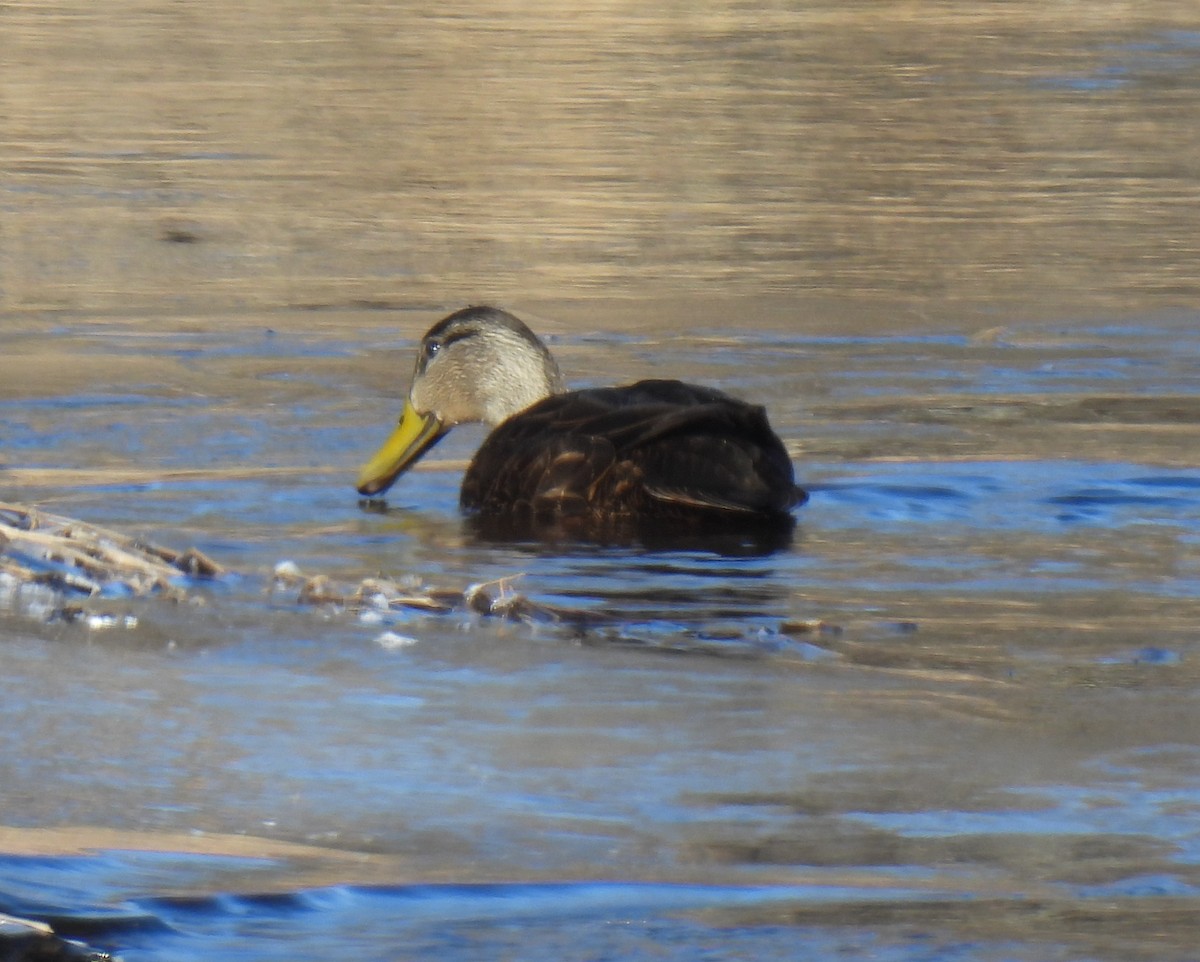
(482, 361), (565, 425)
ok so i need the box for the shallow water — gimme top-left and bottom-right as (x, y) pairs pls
(4, 3), (1200, 961)
(5, 314), (1200, 960)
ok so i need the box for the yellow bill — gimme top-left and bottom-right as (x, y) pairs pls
(355, 399), (446, 496)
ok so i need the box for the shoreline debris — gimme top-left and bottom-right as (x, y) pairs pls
(1, 501), (584, 631)
(1, 502), (836, 657)
(0, 501), (222, 604)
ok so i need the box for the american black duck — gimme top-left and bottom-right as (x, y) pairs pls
(355, 306), (806, 533)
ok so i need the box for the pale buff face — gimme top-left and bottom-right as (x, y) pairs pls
(408, 310), (566, 427)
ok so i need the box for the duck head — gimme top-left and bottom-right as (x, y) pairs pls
(355, 306), (566, 497)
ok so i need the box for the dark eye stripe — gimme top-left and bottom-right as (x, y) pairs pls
(441, 327), (475, 348)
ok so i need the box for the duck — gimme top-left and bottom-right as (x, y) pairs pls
(355, 306), (806, 533)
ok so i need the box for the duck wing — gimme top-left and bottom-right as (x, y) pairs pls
(461, 379), (804, 521)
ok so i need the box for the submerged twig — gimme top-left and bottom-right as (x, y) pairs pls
(279, 561), (581, 625)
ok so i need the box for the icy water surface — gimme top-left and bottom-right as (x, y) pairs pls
(3, 312), (1200, 960)
(4, 0), (1200, 958)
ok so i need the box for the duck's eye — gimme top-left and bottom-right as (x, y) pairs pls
(423, 340), (441, 362)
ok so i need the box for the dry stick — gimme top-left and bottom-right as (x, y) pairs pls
(0, 501), (223, 596)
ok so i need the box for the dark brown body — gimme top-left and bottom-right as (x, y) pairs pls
(460, 379), (805, 527)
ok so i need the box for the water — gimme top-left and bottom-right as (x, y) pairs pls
(5, 316), (1200, 960)
(5, 3), (1200, 314)
(4, 3), (1200, 961)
